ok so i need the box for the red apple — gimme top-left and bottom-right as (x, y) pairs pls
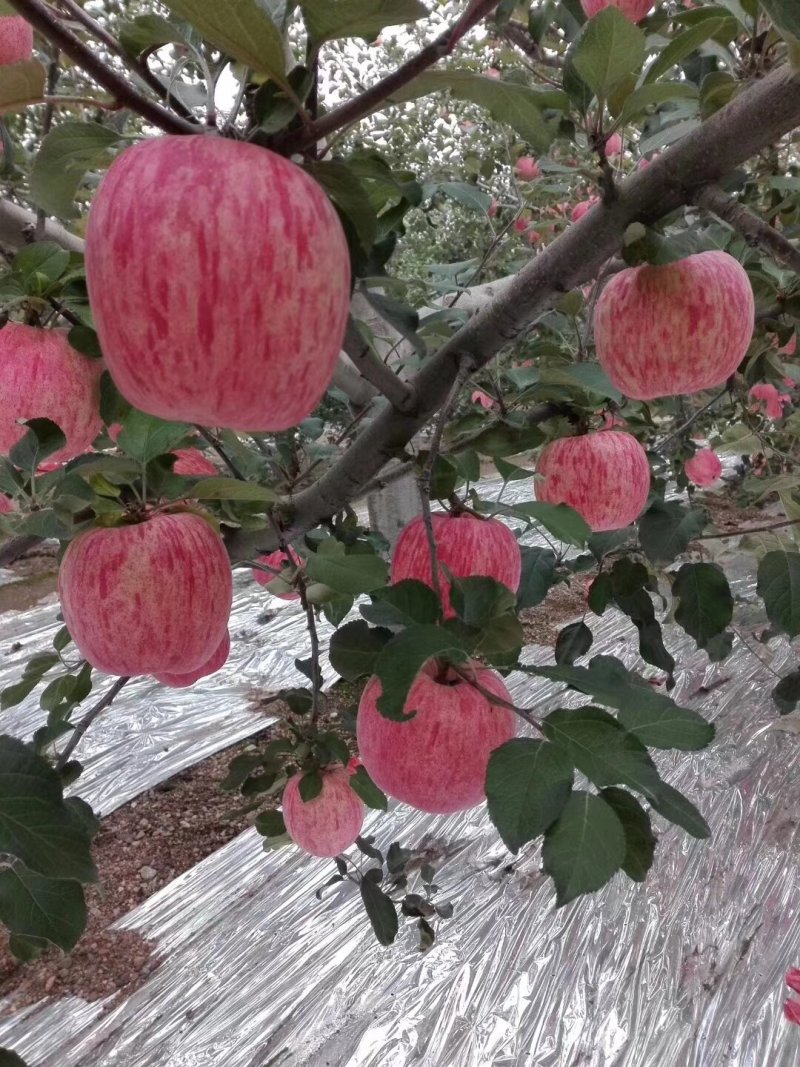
(581, 0), (653, 21)
(0, 16), (33, 66)
(570, 197), (599, 222)
(252, 545), (302, 600)
(282, 765), (364, 857)
(357, 662), (516, 814)
(85, 135), (351, 432)
(594, 251), (754, 400)
(154, 630), (230, 688)
(391, 513), (521, 618)
(605, 132), (623, 158)
(172, 448), (217, 477)
(0, 323), (102, 464)
(684, 449), (722, 487)
(0, 494), (14, 514)
(58, 512), (233, 676)
(515, 156), (540, 181)
(535, 430), (651, 531)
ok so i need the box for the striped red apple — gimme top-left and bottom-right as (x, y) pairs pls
(0, 16), (33, 66)
(85, 135), (351, 432)
(58, 512), (232, 677)
(536, 430), (651, 531)
(282, 765), (364, 857)
(154, 630), (231, 688)
(581, 0), (653, 21)
(357, 662), (516, 814)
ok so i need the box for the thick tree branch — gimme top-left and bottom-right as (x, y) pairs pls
(228, 62), (800, 560)
(277, 0), (500, 154)
(693, 184), (800, 274)
(0, 197), (83, 253)
(343, 319), (414, 412)
(6, 0), (197, 135)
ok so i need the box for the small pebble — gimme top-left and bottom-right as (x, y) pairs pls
(139, 866), (157, 881)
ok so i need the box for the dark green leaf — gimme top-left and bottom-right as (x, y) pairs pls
(13, 242), (69, 288)
(116, 411), (192, 464)
(361, 580), (442, 629)
(600, 787), (656, 882)
(542, 790), (626, 907)
(0, 735), (96, 882)
(644, 14), (737, 84)
(298, 769), (322, 802)
(373, 625), (469, 721)
(449, 575), (516, 628)
(302, 0), (427, 42)
(672, 562), (733, 648)
(162, 0), (288, 79)
(191, 477), (277, 502)
(543, 706), (662, 794)
(588, 572), (613, 614)
(516, 546), (558, 609)
(486, 739), (574, 853)
(30, 122), (121, 219)
(758, 551), (800, 637)
(760, 0), (800, 40)
(516, 501), (591, 547)
(0, 1047), (29, 1066)
(647, 780), (710, 839)
(9, 419), (66, 472)
(349, 765), (388, 810)
(0, 863), (86, 952)
(773, 668), (800, 715)
(572, 7), (645, 99)
(255, 809), (287, 838)
(305, 541), (389, 595)
(638, 500), (707, 564)
(360, 876), (399, 946)
(329, 620), (392, 681)
(555, 621), (593, 665)
(308, 161), (377, 252)
(119, 14), (190, 56)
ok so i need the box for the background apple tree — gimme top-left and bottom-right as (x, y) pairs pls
(0, 0), (798, 962)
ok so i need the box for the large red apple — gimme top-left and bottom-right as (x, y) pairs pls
(252, 545), (302, 601)
(58, 512), (233, 676)
(85, 135), (351, 431)
(536, 430), (651, 531)
(581, 0), (653, 21)
(0, 323), (102, 464)
(154, 630), (230, 688)
(282, 765), (364, 857)
(357, 662), (516, 814)
(0, 17), (33, 65)
(391, 513), (521, 618)
(594, 251), (754, 400)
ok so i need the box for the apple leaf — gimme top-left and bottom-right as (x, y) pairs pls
(542, 790), (626, 907)
(486, 739), (574, 853)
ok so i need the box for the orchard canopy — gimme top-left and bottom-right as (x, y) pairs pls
(0, 0), (799, 960)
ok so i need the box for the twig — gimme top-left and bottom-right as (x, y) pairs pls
(694, 516), (800, 541)
(500, 19), (563, 68)
(694, 184), (800, 274)
(656, 390), (729, 451)
(55, 0), (196, 121)
(298, 579), (323, 725)
(277, 0), (500, 154)
(193, 426), (246, 480)
(344, 318), (414, 412)
(451, 663), (544, 731)
(6, 0), (197, 135)
(56, 675), (130, 770)
(418, 360), (474, 604)
(35, 48), (60, 240)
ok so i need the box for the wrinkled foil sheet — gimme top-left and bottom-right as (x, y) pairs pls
(3, 479), (800, 1065)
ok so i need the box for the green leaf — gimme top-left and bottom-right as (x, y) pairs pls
(449, 575), (516, 628)
(638, 500), (706, 564)
(516, 546), (558, 609)
(305, 540), (389, 595)
(360, 875), (399, 945)
(29, 122), (121, 220)
(554, 621), (593, 665)
(255, 809), (287, 838)
(13, 242), (70, 289)
(600, 787), (656, 882)
(468, 420), (545, 459)
(773, 668), (800, 715)
(0, 60), (45, 114)
(391, 71), (566, 154)
(614, 81), (699, 124)
(543, 706), (662, 794)
(361, 580), (442, 629)
(425, 181), (492, 214)
(0, 735), (96, 883)
(329, 620), (392, 681)
(301, 0), (428, 43)
(758, 551), (800, 637)
(610, 560), (675, 679)
(572, 7), (646, 100)
(372, 625), (469, 721)
(116, 410), (192, 464)
(349, 765), (388, 810)
(672, 562), (733, 649)
(298, 769), (322, 802)
(644, 14), (737, 84)
(9, 419), (66, 472)
(532, 655), (714, 750)
(119, 14), (190, 56)
(0, 1048), (29, 1066)
(162, 0), (289, 79)
(760, 0), (800, 41)
(485, 739), (574, 853)
(542, 790), (626, 907)
(307, 161), (377, 253)
(647, 780), (710, 839)
(191, 477), (277, 502)
(0, 863), (86, 952)
(517, 501), (591, 547)
(588, 572), (613, 614)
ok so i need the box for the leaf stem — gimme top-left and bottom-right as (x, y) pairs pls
(56, 675), (130, 770)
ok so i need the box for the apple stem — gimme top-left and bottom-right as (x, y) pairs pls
(56, 674), (131, 771)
